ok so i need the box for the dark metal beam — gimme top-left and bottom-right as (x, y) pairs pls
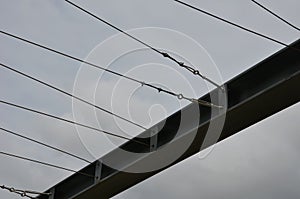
(38, 39), (300, 199)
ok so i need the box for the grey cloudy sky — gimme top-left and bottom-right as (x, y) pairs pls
(0, 0), (299, 199)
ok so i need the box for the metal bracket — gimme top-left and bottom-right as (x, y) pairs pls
(150, 126), (158, 152)
(48, 188), (55, 199)
(94, 160), (102, 183)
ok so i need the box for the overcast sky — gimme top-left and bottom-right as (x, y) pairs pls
(0, 0), (299, 199)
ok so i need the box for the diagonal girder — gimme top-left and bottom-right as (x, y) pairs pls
(38, 39), (300, 199)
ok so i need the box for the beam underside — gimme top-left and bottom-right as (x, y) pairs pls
(37, 39), (300, 199)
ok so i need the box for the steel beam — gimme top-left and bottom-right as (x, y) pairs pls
(37, 39), (300, 199)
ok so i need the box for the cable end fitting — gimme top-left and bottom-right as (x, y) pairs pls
(193, 70), (200, 75)
(161, 52), (170, 58)
(177, 94), (184, 100)
(178, 62), (185, 67)
(192, 98), (223, 109)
